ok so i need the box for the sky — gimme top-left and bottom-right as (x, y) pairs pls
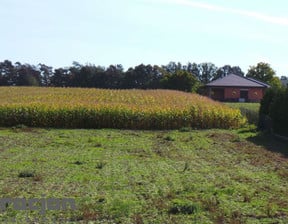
(1, 0), (288, 76)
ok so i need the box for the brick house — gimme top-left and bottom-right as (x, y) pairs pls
(205, 74), (270, 102)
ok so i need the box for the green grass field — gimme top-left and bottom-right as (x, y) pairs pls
(225, 103), (260, 125)
(225, 103), (260, 112)
(1, 126), (288, 223)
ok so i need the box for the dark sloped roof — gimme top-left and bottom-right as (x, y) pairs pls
(245, 77), (270, 87)
(206, 74), (270, 88)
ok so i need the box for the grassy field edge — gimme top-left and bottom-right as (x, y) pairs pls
(0, 126), (288, 223)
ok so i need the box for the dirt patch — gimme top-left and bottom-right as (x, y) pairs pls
(11, 127), (43, 133)
(152, 133), (176, 158)
(128, 148), (150, 158)
(207, 132), (238, 142)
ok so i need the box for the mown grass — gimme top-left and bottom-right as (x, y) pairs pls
(0, 126), (288, 223)
(0, 87), (245, 129)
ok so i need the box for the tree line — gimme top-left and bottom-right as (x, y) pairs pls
(0, 60), (282, 92)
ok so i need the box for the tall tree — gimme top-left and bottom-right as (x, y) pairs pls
(122, 64), (160, 89)
(38, 63), (53, 86)
(105, 64), (124, 88)
(198, 62), (217, 84)
(214, 65), (244, 80)
(91, 65), (106, 88)
(162, 62), (183, 74)
(15, 63), (41, 86)
(246, 62), (275, 83)
(186, 62), (200, 81)
(269, 76), (283, 89)
(50, 68), (70, 87)
(0, 60), (16, 85)
(69, 61), (83, 86)
(161, 70), (200, 92)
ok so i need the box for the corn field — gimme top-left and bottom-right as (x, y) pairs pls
(0, 87), (246, 129)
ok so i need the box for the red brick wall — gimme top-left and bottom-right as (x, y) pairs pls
(248, 88), (264, 101)
(224, 87), (240, 99)
(223, 87), (264, 101)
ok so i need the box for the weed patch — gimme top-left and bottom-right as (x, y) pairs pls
(169, 199), (201, 215)
(18, 170), (35, 178)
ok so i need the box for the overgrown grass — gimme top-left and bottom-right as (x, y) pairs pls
(0, 126), (288, 223)
(225, 103), (260, 125)
(0, 87), (246, 129)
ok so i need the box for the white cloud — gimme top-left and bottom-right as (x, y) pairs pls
(163, 0), (288, 26)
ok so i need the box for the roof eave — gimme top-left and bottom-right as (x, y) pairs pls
(206, 85), (268, 88)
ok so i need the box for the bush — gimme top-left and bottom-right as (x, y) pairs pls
(259, 88), (278, 116)
(259, 87), (288, 135)
(18, 170), (35, 178)
(168, 199), (201, 215)
(269, 88), (288, 135)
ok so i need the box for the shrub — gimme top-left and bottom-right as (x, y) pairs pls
(259, 87), (288, 135)
(18, 170), (35, 178)
(269, 88), (288, 135)
(168, 199), (201, 215)
(259, 88), (278, 116)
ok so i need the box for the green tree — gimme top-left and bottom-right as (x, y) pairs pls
(246, 62), (277, 87)
(105, 64), (124, 88)
(214, 65), (244, 80)
(198, 63), (217, 84)
(163, 62), (183, 74)
(50, 68), (70, 87)
(15, 63), (41, 86)
(269, 76), (283, 89)
(186, 62), (200, 80)
(161, 70), (200, 92)
(38, 63), (53, 86)
(122, 64), (162, 89)
(0, 60), (16, 85)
